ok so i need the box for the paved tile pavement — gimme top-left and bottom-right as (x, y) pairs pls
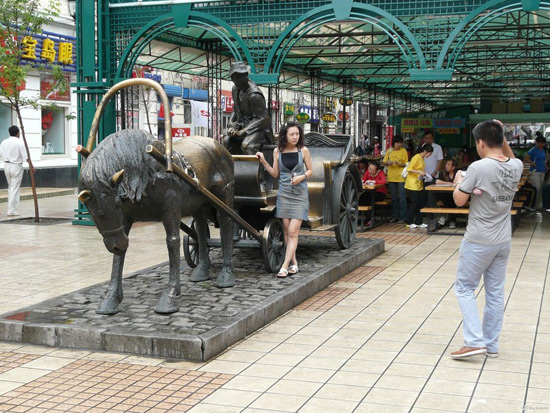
(0, 193), (549, 412)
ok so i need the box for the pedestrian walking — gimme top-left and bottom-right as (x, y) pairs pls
(0, 126), (33, 216)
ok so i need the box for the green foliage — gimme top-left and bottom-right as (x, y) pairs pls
(0, 0), (63, 107)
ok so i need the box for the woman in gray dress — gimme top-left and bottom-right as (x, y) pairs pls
(256, 122), (313, 278)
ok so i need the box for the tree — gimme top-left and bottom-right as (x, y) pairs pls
(0, 0), (65, 222)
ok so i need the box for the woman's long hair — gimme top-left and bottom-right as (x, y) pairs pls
(278, 121), (305, 152)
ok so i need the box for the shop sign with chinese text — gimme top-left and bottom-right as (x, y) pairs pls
(322, 113), (336, 122)
(296, 112), (310, 122)
(338, 111), (350, 121)
(284, 102), (295, 115)
(21, 31), (75, 71)
(172, 127), (191, 138)
(219, 90), (234, 113)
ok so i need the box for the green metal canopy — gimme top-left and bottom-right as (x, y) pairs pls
(75, 0), (550, 136)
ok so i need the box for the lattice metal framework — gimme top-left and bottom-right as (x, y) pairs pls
(75, 0), (550, 149)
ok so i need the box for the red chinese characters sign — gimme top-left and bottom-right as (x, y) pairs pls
(219, 90), (234, 113)
(172, 127), (191, 138)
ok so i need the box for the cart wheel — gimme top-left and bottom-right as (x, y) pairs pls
(262, 218), (286, 273)
(183, 218), (210, 268)
(334, 171), (359, 249)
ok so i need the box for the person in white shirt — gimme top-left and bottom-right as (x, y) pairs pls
(0, 126), (32, 216)
(421, 129), (444, 230)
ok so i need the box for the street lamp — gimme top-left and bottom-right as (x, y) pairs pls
(67, 0), (76, 21)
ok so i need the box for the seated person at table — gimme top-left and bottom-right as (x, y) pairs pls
(435, 158), (459, 229)
(361, 161), (387, 202)
(360, 161), (387, 226)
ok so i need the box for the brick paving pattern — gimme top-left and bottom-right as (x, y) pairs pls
(0, 352), (40, 374)
(0, 359), (233, 412)
(294, 286), (358, 312)
(296, 266), (386, 311)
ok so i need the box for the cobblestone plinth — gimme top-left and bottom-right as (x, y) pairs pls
(0, 236), (384, 361)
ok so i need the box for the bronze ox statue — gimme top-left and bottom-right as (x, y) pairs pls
(78, 129), (235, 314)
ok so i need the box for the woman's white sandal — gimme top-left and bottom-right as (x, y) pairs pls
(288, 265), (299, 275)
(277, 268), (289, 278)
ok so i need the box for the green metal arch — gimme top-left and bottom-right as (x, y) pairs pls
(437, 0), (550, 70)
(114, 11), (256, 81)
(265, 2), (427, 76)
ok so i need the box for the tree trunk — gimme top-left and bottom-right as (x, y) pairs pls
(15, 107), (39, 222)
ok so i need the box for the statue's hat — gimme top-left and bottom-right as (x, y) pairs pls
(229, 61), (251, 76)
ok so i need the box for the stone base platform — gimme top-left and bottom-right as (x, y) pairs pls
(0, 236), (384, 361)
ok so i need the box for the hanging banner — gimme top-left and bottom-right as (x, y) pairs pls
(191, 100), (210, 128)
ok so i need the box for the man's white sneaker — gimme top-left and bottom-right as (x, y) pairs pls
(418, 223), (428, 228)
(406, 224), (417, 229)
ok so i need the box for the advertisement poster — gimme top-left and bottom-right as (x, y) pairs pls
(191, 101), (210, 128)
(40, 73), (71, 101)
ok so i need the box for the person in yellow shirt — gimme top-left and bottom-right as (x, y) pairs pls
(382, 135), (409, 222)
(405, 143), (434, 229)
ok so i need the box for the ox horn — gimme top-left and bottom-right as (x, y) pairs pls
(111, 169), (125, 186)
(75, 145), (90, 158)
(78, 190), (91, 203)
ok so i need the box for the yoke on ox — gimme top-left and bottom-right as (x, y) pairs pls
(77, 79), (236, 315)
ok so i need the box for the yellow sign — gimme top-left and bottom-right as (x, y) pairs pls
(401, 118), (433, 129)
(322, 113), (337, 122)
(438, 128), (460, 134)
(58, 42), (74, 64)
(401, 127), (415, 133)
(296, 112), (310, 123)
(41, 38), (56, 62)
(22, 36), (37, 59)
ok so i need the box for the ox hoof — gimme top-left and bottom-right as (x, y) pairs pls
(214, 269), (235, 288)
(190, 265), (210, 282)
(155, 293), (179, 314)
(96, 299), (121, 315)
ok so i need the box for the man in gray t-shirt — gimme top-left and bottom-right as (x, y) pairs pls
(459, 157), (523, 245)
(449, 120), (522, 360)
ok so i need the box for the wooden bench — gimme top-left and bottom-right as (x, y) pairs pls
(421, 208), (517, 215)
(358, 205), (373, 230)
(420, 207), (517, 235)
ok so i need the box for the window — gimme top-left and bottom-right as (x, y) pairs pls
(42, 108), (66, 154)
(183, 101), (191, 124)
(0, 104), (13, 145)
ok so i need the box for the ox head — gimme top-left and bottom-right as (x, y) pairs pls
(79, 169), (128, 255)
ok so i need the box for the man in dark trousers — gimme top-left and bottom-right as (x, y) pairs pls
(225, 62), (274, 155)
(450, 120), (523, 359)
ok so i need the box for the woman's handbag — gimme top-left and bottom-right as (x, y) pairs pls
(401, 162), (410, 179)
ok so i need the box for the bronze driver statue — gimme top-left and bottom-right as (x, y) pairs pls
(225, 62), (274, 154)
